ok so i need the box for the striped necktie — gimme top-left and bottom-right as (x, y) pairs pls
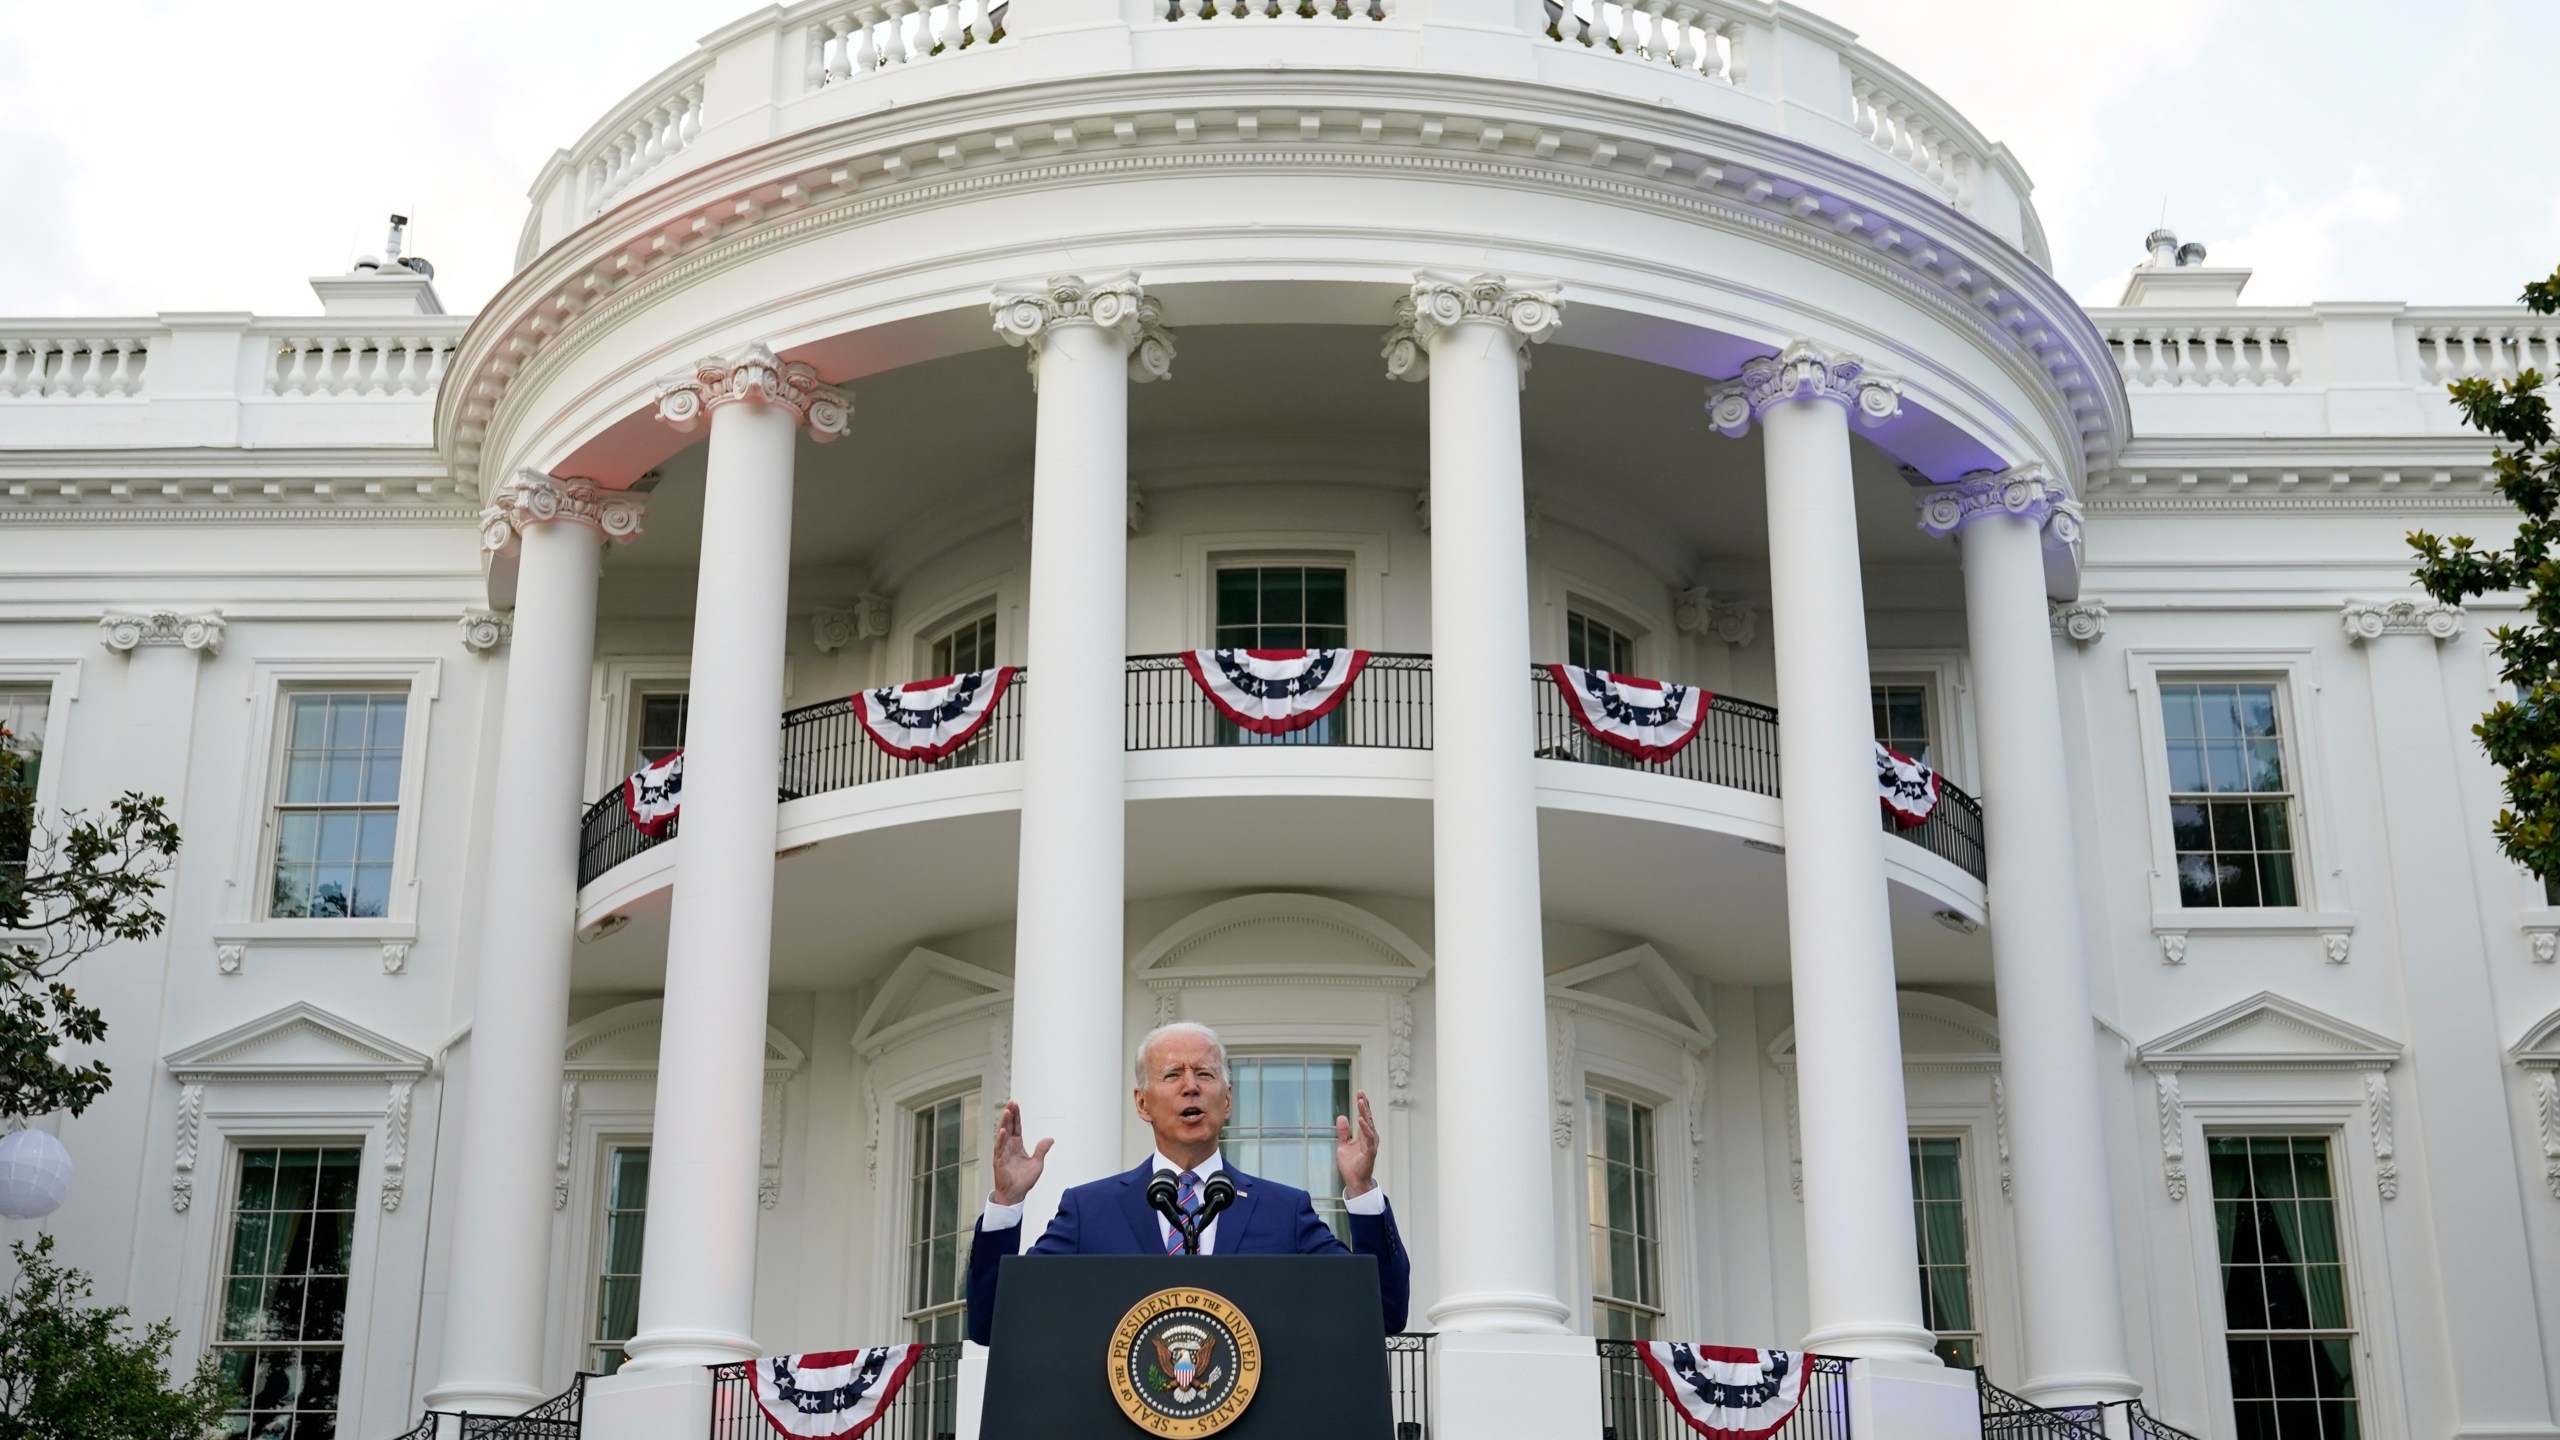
(1166, 1169), (1203, 1254)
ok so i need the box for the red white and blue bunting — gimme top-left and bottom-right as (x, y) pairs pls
(1876, 742), (1940, 828)
(1638, 1344), (1810, 1440)
(750, 1346), (922, 1440)
(623, 751), (683, 838)
(1181, 648), (1370, 735)
(853, 667), (1016, 762)
(1546, 663), (1710, 762)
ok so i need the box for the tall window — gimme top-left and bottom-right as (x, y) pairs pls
(1567, 611), (1636, 673)
(1227, 1058), (1354, 1242)
(636, 691), (688, 767)
(1586, 1090), (1661, 1340)
(270, 691), (406, 919)
(215, 1145), (361, 1439)
(1215, 565), (1348, 650)
(590, 1146), (650, 1375)
(930, 613), (998, 677)
(0, 685), (46, 871)
(2211, 1136), (2357, 1440)
(906, 1093), (980, 1346)
(1909, 1137), (1979, 1367)
(1872, 683), (1934, 766)
(2163, 681), (2299, 908)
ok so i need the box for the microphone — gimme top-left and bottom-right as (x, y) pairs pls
(1147, 1168), (1182, 1235)
(1197, 1173), (1238, 1230)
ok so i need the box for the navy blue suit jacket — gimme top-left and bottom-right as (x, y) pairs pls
(964, 1161), (1410, 1345)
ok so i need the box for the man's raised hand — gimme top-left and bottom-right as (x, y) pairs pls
(1334, 1089), (1379, 1198)
(991, 1100), (1052, 1206)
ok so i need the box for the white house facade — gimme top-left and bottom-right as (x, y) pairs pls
(3, 2), (2558, 1438)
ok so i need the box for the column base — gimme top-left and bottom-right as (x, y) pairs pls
(1848, 1358), (1985, 1440)
(419, 1379), (553, 1415)
(1801, 1319), (1943, 1366)
(1432, 1332), (1603, 1440)
(2017, 1370), (2142, 1409)
(1424, 1288), (1573, 1333)
(618, 1326), (759, 1370)
(580, 1366), (716, 1440)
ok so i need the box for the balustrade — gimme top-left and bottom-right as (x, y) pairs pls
(0, 335), (150, 398)
(804, 0), (1004, 88)
(1539, 0), (1746, 79)
(2102, 322), (2298, 388)
(1161, 0), (1390, 20)
(1845, 61), (1974, 207)
(577, 71), (708, 217)
(2413, 320), (2560, 385)
(265, 332), (454, 397)
(575, 657), (1988, 887)
(1596, 1343), (1851, 1440)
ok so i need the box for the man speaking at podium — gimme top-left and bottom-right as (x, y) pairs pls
(965, 1021), (1411, 1344)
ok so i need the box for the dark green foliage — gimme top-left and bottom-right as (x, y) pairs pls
(0, 1235), (233, 1440)
(2410, 264), (2560, 880)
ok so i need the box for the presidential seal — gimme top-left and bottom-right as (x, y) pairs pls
(1107, 1286), (1262, 1437)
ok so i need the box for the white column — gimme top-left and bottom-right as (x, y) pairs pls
(428, 475), (642, 1413)
(1708, 342), (1937, 1364)
(621, 347), (847, 1370)
(1385, 274), (1572, 1335)
(990, 276), (1171, 1235)
(1918, 470), (2137, 1404)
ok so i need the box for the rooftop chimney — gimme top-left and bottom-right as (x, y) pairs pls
(314, 212), (444, 316)
(2117, 228), (2252, 307)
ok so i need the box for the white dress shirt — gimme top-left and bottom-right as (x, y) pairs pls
(979, 1147), (1386, 1253)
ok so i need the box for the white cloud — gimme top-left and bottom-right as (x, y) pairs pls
(2204, 167), (2408, 305)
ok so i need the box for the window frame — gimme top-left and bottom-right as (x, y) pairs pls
(586, 1138), (653, 1375)
(923, 608), (1001, 680)
(263, 689), (414, 923)
(1221, 1051), (1360, 1244)
(1583, 1083), (1665, 1340)
(1867, 651), (1977, 789)
(221, 659), (438, 934)
(1538, 567), (1660, 680)
(0, 662), (78, 819)
(2203, 1132), (2363, 1440)
(2156, 677), (2307, 913)
(2125, 649), (2352, 936)
(1907, 1131), (1983, 1369)
(899, 1086), (983, 1346)
(208, 1139), (368, 1439)
(1180, 534), (1389, 649)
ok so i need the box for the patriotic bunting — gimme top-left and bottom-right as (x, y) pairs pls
(1876, 742), (1940, 828)
(1181, 648), (1370, 735)
(750, 1346), (921, 1440)
(1638, 1343), (1811, 1440)
(1546, 663), (1710, 762)
(623, 751), (683, 838)
(853, 667), (1016, 762)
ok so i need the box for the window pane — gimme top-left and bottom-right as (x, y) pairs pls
(905, 1095), (981, 1340)
(217, 1146), (359, 1438)
(1230, 1058), (1352, 1243)
(271, 690), (409, 922)
(2211, 1136), (2357, 1440)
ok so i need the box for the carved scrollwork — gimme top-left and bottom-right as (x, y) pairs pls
(1914, 464), (2074, 541)
(457, 612), (512, 654)
(2341, 598), (2463, 644)
(1705, 339), (1901, 436)
(2049, 600), (2109, 645)
(99, 609), (225, 657)
(1381, 272), (1564, 384)
(656, 344), (852, 438)
(990, 273), (1175, 384)
(479, 472), (646, 554)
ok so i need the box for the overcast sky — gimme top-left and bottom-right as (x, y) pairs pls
(2, 0), (2550, 319)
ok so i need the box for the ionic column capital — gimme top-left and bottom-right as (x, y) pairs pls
(479, 471), (646, 555)
(1914, 464), (2081, 554)
(990, 273), (1175, 383)
(1705, 339), (1902, 435)
(1381, 272), (1564, 383)
(2342, 598), (2464, 644)
(655, 344), (851, 439)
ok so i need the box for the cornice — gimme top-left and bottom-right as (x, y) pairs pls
(444, 68), (2119, 496)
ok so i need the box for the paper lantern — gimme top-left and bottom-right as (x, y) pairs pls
(0, 1128), (73, 1219)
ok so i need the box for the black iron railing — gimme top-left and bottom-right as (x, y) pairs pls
(1596, 1344), (1851, 1440)
(1388, 1332), (1434, 1438)
(1126, 652), (1433, 751)
(2114, 1398), (2205, 1440)
(384, 1414), (443, 1440)
(576, 657), (1988, 887)
(1977, 1371), (2107, 1440)
(709, 1345), (964, 1440)
(456, 1373), (590, 1440)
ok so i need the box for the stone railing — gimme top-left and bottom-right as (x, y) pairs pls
(512, 0), (2049, 266)
(0, 314), (471, 450)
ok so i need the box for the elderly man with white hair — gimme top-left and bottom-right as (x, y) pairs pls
(963, 1020), (1411, 1343)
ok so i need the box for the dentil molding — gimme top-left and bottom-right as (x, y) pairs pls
(2341, 598), (2462, 643)
(1705, 339), (1902, 436)
(1381, 272), (1564, 384)
(656, 344), (851, 438)
(989, 274), (1175, 384)
(99, 609), (224, 658)
(478, 471), (646, 554)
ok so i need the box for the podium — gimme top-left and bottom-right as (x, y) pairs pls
(978, 1255), (1394, 1439)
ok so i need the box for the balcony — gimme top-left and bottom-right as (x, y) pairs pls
(574, 656), (1985, 890)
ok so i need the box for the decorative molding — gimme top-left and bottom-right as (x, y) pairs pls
(1674, 587), (1757, 647)
(1381, 272), (1564, 384)
(1151, 987), (1178, 1027)
(171, 1082), (204, 1212)
(1990, 1073), (2013, 1199)
(457, 611), (513, 653)
(812, 594), (891, 653)
(215, 942), (246, 976)
(2158, 933), (2187, 966)
(1548, 1013), (1576, 1149)
(1387, 993), (1415, 1110)
(1128, 487), (1148, 535)
(554, 1080), (579, 1209)
(759, 1076), (786, 1210)
(2049, 600), (2108, 645)
(2533, 1070), (2560, 1201)
(2363, 1070), (2398, 1201)
(2136, 991), (2402, 1075)
(478, 471), (645, 553)
(1783, 1069), (1803, 1203)
(989, 274), (1174, 383)
(2323, 932), (2352, 965)
(1705, 339), (1901, 437)
(656, 344), (850, 438)
(1686, 1049), (1708, 1180)
(99, 609), (224, 657)
(861, 1071), (881, 1182)
(2341, 598), (2462, 644)
(989, 1013), (1011, 1113)
(380, 1078), (414, 1211)
(1913, 465), (2082, 562)
(2532, 930), (2558, 966)
(380, 941), (411, 975)
(2153, 1070), (2187, 1202)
